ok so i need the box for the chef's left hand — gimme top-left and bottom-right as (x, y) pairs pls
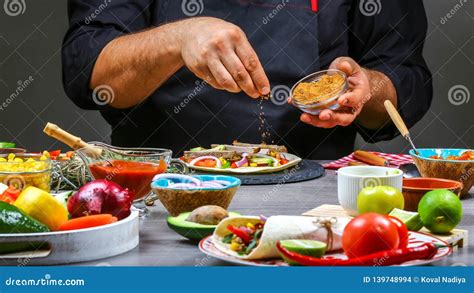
(300, 57), (371, 128)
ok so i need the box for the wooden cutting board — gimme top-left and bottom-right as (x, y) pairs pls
(303, 204), (468, 248)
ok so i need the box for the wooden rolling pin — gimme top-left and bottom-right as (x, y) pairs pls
(353, 150), (389, 166)
(43, 123), (102, 157)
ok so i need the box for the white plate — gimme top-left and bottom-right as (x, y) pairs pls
(187, 153), (302, 174)
(199, 231), (452, 267)
(0, 211), (139, 265)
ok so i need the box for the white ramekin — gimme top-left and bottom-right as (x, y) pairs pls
(337, 166), (403, 216)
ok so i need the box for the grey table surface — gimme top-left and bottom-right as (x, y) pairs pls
(78, 164), (474, 267)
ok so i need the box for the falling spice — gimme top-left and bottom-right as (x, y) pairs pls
(258, 96), (272, 143)
(292, 74), (345, 105)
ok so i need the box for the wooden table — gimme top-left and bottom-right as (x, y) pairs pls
(79, 164), (474, 266)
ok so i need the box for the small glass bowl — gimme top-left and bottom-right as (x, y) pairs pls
(0, 153), (52, 192)
(290, 69), (348, 115)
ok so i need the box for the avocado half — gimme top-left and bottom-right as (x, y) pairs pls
(167, 212), (240, 240)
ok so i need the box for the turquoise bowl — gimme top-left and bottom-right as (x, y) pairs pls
(151, 175), (241, 216)
(409, 149), (473, 197)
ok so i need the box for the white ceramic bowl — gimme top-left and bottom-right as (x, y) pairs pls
(337, 166), (403, 216)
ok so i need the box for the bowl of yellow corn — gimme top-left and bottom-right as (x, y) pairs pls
(0, 152), (52, 192)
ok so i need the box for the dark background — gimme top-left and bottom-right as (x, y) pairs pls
(0, 0), (472, 155)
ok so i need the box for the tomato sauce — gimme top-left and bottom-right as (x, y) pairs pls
(89, 160), (167, 200)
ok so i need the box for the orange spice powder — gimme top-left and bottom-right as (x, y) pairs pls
(293, 74), (345, 105)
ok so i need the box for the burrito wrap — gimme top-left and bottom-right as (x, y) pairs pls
(213, 215), (350, 260)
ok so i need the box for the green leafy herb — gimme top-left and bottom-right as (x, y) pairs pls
(222, 234), (233, 244)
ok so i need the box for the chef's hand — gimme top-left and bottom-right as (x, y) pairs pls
(180, 17), (270, 98)
(300, 57), (371, 128)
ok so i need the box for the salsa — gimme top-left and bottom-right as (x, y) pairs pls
(89, 160), (167, 200)
(429, 150), (473, 161)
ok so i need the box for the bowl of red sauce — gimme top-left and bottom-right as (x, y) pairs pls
(76, 142), (187, 201)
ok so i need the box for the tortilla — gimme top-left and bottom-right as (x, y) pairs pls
(213, 215), (350, 260)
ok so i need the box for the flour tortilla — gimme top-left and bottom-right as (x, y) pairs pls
(213, 215), (350, 260)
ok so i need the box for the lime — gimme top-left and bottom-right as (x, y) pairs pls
(357, 186), (404, 215)
(389, 208), (424, 231)
(418, 189), (462, 234)
(279, 240), (327, 265)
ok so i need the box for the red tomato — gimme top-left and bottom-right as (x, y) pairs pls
(388, 216), (409, 248)
(194, 159), (217, 168)
(342, 213), (400, 258)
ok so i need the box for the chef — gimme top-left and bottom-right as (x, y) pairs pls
(62, 0), (432, 159)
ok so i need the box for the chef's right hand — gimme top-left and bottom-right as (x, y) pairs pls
(179, 17), (270, 98)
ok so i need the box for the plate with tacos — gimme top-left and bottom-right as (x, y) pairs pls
(180, 141), (302, 174)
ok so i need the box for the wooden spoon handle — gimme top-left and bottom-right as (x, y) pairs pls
(43, 122), (90, 150)
(384, 100), (409, 138)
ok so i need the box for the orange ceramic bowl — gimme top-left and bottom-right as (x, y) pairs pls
(402, 178), (463, 212)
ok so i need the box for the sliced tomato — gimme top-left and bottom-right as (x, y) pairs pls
(280, 159), (289, 165)
(194, 159), (217, 168)
(231, 162), (238, 168)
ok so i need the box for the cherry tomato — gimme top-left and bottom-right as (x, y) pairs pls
(342, 213), (400, 258)
(388, 216), (409, 248)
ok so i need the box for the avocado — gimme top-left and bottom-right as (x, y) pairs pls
(249, 157), (273, 165)
(0, 202), (50, 233)
(167, 211), (239, 240)
(190, 147), (205, 152)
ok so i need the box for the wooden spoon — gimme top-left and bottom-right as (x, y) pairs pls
(384, 100), (419, 154)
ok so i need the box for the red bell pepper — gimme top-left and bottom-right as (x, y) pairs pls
(227, 225), (252, 244)
(0, 186), (20, 204)
(276, 242), (438, 266)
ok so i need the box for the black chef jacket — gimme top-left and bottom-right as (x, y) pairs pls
(62, 0), (432, 159)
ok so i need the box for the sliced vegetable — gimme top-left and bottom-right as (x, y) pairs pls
(227, 225), (252, 244)
(194, 159), (217, 168)
(234, 153), (249, 168)
(189, 156), (222, 168)
(59, 214), (118, 231)
(0, 185), (20, 204)
(14, 186), (68, 231)
(152, 174), (234, 190)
